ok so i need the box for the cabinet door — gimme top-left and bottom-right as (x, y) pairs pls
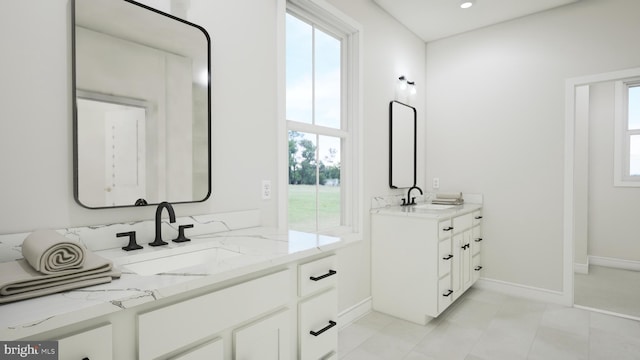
(57, 324), (112, 360)
(235, 309), (291, 360)
(172, 338), (223, 360)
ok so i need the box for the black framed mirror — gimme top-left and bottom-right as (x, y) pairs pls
(72, 0), (211, 208)
(389, 100), (417, 189)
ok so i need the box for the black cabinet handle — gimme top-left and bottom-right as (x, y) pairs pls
(442, 254), (453, 260)
(310, 269), (337, 281)
(474, 266), (483, 271)
(475, 216), (483, 219)
(310, 320), (337, 336)
(443, 226), (454, 232)
(442, 289), (453, 297)
(474, 238), (483, 242)
(82, 358), (89, 360)
(461, 244), (470, 250)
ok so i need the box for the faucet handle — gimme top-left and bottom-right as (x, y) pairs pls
(173, 224), (194, 243)
(118, 231), (143, 251)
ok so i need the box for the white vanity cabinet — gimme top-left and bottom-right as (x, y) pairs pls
(372, 207), (483, 325)
(14, 252), (341, 360)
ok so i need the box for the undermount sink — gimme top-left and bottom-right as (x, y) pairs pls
(413, 203), (456, 210)
(118, 246), (242, 276)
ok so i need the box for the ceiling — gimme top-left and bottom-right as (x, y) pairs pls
(373, 0), (580, 42)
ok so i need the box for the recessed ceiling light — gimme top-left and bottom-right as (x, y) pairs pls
(460, 0), (475, 9)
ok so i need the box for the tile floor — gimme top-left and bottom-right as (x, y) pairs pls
(338, 287), (640, 360)
(574, 265), (640, 318)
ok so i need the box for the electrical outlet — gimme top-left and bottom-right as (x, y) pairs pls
(262, 180), (271, 200)
(432, 177), (440, 189)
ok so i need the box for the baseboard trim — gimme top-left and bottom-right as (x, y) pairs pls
(574, 262), (589, 274)
(338, 296), (372, 330)
(589, 255), (640, 271)
(475, 278), (570, 306)
(574, 304), (640, 322)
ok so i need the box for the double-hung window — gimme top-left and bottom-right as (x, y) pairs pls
(614, 79), (640, 186)
(285, 1), (361, 233)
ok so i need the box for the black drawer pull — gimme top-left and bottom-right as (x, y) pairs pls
(442, 289), (453, 297)
(474, 238), (483, 242)
(310, 320), (337, 336)
(475, 216), (483, 219)
(442, 226), (454, 232)
(461, 244), (470, 250)
(310, 269), (337, 281)
(442, 254), (453, 260)
(475, 266), (483, 271)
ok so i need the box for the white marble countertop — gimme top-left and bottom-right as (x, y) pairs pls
(371, 202), (482, 219)
(0, 226), (359, 340)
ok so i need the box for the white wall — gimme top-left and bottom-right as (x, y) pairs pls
(324, 0), (426, 311)
(0, 0), (425, 313)
(426, 0), (640, 292)
(0, 0), (279, 232)
(588, 81), (640, 262)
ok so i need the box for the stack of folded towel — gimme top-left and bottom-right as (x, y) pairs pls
(432, 192), (464, 205)
(0, 230), (120, 304)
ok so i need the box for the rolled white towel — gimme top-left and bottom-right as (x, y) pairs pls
(21, 230), (86, 274)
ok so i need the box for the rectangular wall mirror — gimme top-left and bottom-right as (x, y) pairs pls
(72, 0), (211, 208)
(389, 100), (417, 189)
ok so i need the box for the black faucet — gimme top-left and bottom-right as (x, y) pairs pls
(149, 201), (176, 246)
(402, 186), (423, 206)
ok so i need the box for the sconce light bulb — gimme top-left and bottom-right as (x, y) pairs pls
(407, 81), (416, 95)
(398, 75), (407, 90)
(460, 0), (474, 9)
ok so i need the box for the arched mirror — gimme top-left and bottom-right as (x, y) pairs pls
(389, 100), (417, 189)
(72, 0), (211, 208)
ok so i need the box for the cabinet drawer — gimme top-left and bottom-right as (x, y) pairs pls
(57, 324), (112, 360)
(171, 338), (223, 360)
(438, 219), (453, 239)
(472, 254), (482, 282)
(438, 238), (453, 277)
(299, 255), (337, 297)
(472, 210), (483, 225)
(472, 226), (482, 256)
(300, 289), (338, 360)
(438, 275), (453, 313)
(138, 269), (291, 360)
(452, 213), (473, 234)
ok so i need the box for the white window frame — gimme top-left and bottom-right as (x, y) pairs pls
(277, 0), (362, 235)
(614, 78), (640, 187)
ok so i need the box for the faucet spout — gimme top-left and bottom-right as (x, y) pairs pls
(403, 186), (423, 206)
(149, 201), (176, 246)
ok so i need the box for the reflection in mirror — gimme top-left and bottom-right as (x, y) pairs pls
(389, 101), (417, 189)
(72, 0), (211, 208)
